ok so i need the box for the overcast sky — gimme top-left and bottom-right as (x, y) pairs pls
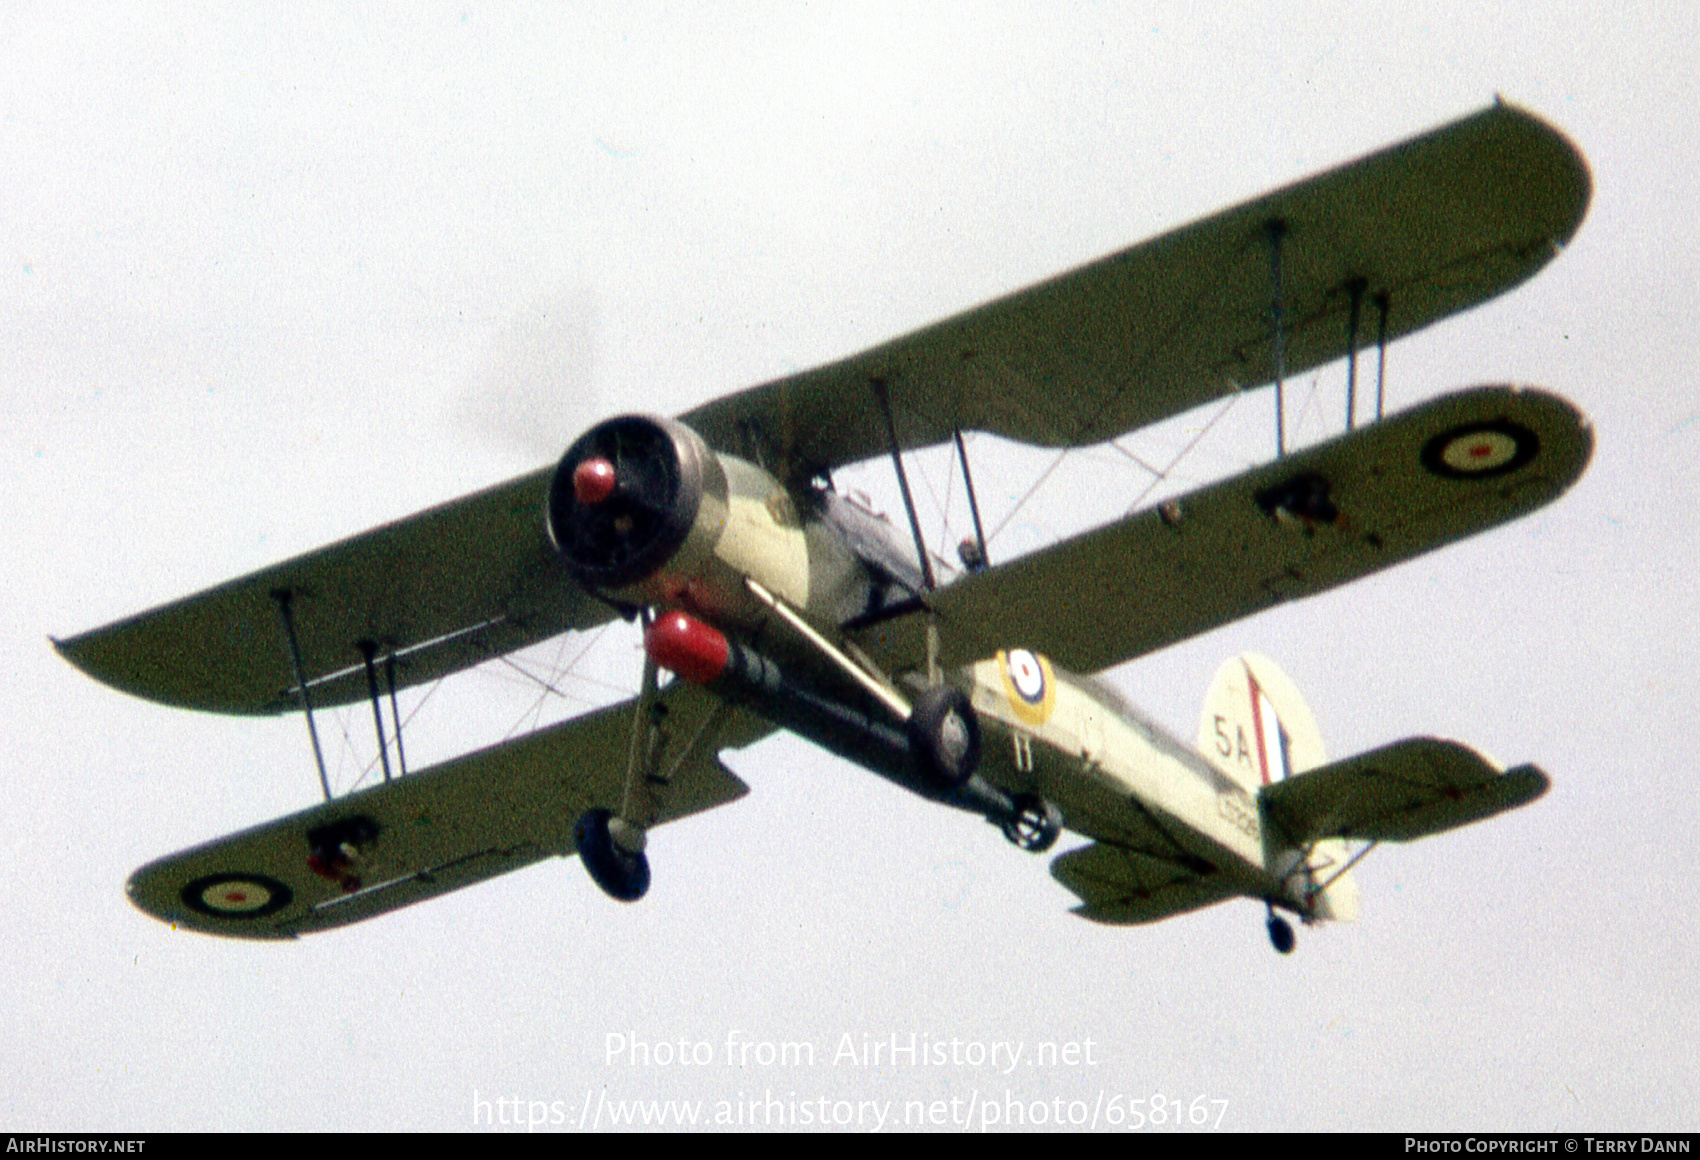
(4, 2), (1696, 1132)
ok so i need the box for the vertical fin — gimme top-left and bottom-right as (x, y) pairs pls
(1197, 653), (1358, 921)
(1196, 652), (1325, 792)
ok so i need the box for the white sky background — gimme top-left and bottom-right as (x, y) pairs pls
(3, 1), (1696, 1132)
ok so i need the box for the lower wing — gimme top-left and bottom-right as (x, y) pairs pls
(130, 682), (769, 939)
(853, 384), (1591, 676)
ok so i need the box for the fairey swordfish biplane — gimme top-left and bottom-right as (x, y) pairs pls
(58, 103), (1593, 953)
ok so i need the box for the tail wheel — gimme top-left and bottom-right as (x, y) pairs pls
(574, 808), (650, 902)
(1000, 793), (1062, 853)
(906, 685), (981, 793)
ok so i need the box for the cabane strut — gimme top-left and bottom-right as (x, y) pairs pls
(871, 377), (936, 592)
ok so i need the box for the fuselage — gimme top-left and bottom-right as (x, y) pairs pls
(960, 651), (1286, 907)
(549, 412), (1307, 912)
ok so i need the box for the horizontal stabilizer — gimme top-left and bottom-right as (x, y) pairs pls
(1051, 842), (1240, 925)
(127, 683), (767, 939)
(1258, 737), (1549, 846)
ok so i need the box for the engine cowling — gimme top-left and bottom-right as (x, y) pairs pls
(547, 415), (729, 599)
(550, 413), (885, 638)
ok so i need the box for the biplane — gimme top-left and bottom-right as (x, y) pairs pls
(57, 102), (1592, 953)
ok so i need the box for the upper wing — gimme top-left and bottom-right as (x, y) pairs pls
(127, 681), (770, 938)
(55, 468), (611, 715)
(682, 103), (1589, 483)
(1258, 738), (1550, 845)
(850, 385), (1591, 675)
(59, 105), (1587, 716)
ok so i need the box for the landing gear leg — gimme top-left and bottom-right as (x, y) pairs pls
(575, 808), (651, 902)
(1266, 904), (1295, 955)
(576, 645), (664, 903)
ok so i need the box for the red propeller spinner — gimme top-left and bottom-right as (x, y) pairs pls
(572, 456), (618, 505)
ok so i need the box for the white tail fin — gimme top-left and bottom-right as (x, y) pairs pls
(1197, 653), (1325, 791)
(1197, 654), (1359, 921)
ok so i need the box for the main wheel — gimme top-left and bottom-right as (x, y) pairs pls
(1266, 913), (1295, 955)
(906, 685), (981, 793)
(574, 808), (651, 902)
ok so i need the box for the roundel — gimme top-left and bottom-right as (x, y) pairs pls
(998, 648), (1056, 726)
(1420, 419), (1539, 480)
(180, 873), (293, 920)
